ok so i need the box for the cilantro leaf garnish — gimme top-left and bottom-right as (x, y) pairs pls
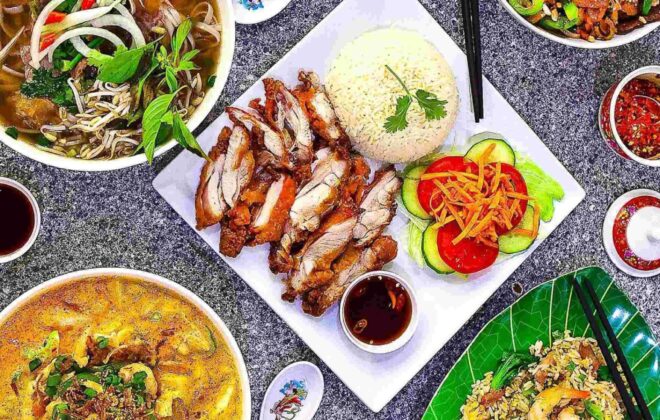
(383, 65), (448, 133)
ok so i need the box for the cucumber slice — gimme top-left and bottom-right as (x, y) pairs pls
(402, 166), (431, 220)
(422, 225), (454, 274)
(499, 206), (539, 254)
(465, 139), (516, 165)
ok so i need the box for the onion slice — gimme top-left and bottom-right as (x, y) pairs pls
(43, 27), (125, 62)
(91, 14), (145, 47)
(31, 0), (67, 68)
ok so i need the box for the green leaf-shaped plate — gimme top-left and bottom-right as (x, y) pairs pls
(423, 267), (660, 419)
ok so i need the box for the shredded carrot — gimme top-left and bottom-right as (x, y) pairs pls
(506, 191), (534, 201)
(511, 228), (534, 236)
(532, 203), (540, 238)
(421, 172), (454, 181)
(479, 143), (497, 163)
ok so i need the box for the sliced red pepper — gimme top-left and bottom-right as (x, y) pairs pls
(81, 0), (95, 9)
(45, 11), (67, 25)
(40, 34), (56, 51)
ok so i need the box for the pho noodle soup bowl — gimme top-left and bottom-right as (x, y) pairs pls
(598, 66), (659, 167)
(0, 268), (251, 418)
(497, 0), (660, 49)
(0, 0), (235, 172)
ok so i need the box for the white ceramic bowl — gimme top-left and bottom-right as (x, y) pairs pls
(339, 270), (418, 354)
(498, 0), (659, 49)
(0, 177), (41, 264)
(0, 0), (235, 171)
(0, 268), (252, 418)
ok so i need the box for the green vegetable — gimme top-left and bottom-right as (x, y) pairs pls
(567, 361), (577, 372)
(539, 16), (577, 31)
(171, 19), (192, 63)
(508, 0), (543, 16)
(88, 44), (153, 84)
(29, 358), (42, 372)
(422, 225), (455, 274)
(172, 113), (208, 160)
(406, 222), (426, 268)
(642, 0), (652, 15)
(96, 336), (109, 349)
(36, 134), (51, 147)
(5, 127), (18, 139)
(514, 157), (564, 222)
(25, 331), (60, 364)
(563, 2), (580, 22)
(47, 373), (62, 387)
(20, 69), (75, 108)
(52, 402), (69, 420)
(138, 92), (176, 163)
(83, 387), (98, 398)
(597, 365), (613, 381)
(383, 65), (448, 133)
(207, 74), (217, 87)
(77, 372), (101, 383)
(206, 326), (218, 353)
(165, 66), (178, 92)
(491, 352), (535, 390)
(55, 0), (77, 12)
(59, 37), (105, 72)
(585, 400), (605, 420)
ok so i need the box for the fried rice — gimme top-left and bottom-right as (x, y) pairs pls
(462, 331), (624, 419)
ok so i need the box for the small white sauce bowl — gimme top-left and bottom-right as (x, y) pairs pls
(0, 177), (41, 264)
(339, 270), (418, 354)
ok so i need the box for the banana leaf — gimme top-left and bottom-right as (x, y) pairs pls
(423, 267), (660, 419)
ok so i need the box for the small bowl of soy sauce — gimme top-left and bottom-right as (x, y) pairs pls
(0, 178), (40, 263)
(340, 270), (418, 354)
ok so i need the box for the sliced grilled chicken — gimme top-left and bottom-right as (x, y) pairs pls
(282, 203), (358, 301)
(342, 154), (371, 204)
(269, 148), (349, 273)
(264, 78), (314, 164)
(226, 107), (288, 168)
(301, 236), (398, 316)
(222, 125), (255, 209)
(219, 204), (251, 257)
(353, 167), (402, 247)
(294, 71), (348, 149)
(195, 127), (230, 229)
(250, 174), (297, 245)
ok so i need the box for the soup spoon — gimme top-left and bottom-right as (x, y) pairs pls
(259, 361), (324, 420)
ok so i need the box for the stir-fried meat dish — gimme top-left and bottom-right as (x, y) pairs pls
(513, 0), (660, 41)
(195, 71), (402, 316)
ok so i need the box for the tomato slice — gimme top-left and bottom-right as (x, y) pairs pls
(436, 222), (499, 274)
(490, 163), (528, 234)
(417, 156), (479, 214)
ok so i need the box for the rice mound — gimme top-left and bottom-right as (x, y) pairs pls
(326, 28), (459, 163)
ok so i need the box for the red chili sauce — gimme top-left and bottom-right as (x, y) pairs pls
(614, 79), (659, 160)
(612, 196), (660, 271)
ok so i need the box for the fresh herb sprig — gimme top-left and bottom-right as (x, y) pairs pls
(383, 64), (448, 133)
(136, 20), (207, 163)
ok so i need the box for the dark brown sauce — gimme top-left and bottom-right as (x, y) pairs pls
(0, 183), (35, 256)
(344, 274), (412, 345)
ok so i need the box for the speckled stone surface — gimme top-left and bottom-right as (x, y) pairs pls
(0, 0), (658, 418)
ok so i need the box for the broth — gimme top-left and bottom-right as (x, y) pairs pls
(0, 275), (244, 418)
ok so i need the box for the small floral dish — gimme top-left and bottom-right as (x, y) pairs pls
(260, 361), (324, 420)
(233, 0), (293, 24)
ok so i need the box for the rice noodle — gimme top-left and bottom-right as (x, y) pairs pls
(3, 6), (24, 15)
(68, 78), (85, 114)
(2, 65), (24, 77)
(194, 21), (221, 43)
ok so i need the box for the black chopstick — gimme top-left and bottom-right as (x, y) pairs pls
(569, 276), (641, 420)
(459, 0), (483, 123)
(469, 0), (483, 119)
(584, 281), (652, 420)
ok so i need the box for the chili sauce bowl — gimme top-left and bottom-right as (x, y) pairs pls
(0, 178), (41, 264)
(598, 65), (659, 167)
(339, 270), (418, 354)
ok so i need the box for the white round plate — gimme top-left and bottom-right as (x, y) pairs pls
(0, 268), (252, 418)
(259, 361), (323, 420)
(602, 189), (660, 278)
(0, 0), (235, 171)
(497, 0), (660, 49)
(233, 0), (293, 25)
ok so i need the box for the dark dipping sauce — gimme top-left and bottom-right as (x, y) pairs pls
(0, 183), (35, 256)
(344, 274), (412, 346)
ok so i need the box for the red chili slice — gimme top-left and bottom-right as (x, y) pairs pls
(436, 222), (499, 274)
(417, 156), (479, 214)
(491, 163), (528, 234)
(40, 34), (56, 52)
(81, 0), (95, 9)
(45, 11), (67, 24)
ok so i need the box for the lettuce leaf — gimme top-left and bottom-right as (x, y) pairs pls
(515, 157), (564, 222)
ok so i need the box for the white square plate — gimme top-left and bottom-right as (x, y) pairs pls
(153, 0), (585, 412)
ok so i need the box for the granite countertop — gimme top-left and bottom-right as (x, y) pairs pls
(0, 0), (658, 418)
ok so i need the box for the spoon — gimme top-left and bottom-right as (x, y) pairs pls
(260, 361), (324, 420)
